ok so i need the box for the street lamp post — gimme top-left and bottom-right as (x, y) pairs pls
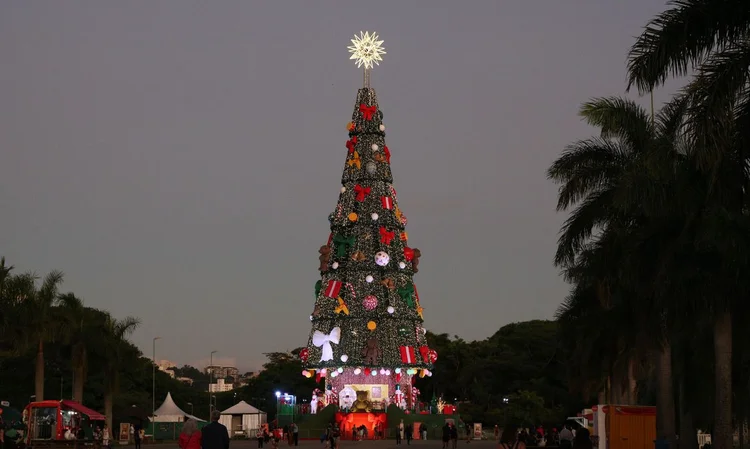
(152, 337), (161, 421)
(209, 350), (217, 419)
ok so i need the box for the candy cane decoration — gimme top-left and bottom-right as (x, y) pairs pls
(345, 282), (357, 298)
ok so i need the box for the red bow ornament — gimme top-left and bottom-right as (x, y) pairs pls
(346, 136), (358, 154)
(379, 227), (396, 245)
(383, 146), (391, 163)
(359, 104), (377, 121)
(354, 184), (371, 202)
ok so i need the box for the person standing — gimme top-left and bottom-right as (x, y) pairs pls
(256, 428), (264, 448)
(179, 420), (202, 449)
(420, 423), (427, 440)
(134, 424), (142, 449)
(102, 425), (111, 449)
(405, 424), (412, 446)
(292, 423), (299, 446)
(395, 421), (402, 445)
(201, 411), (230, 449)
(559, 425), (573, 449)
(449, 423), (458, 449)
(442, 423), (450, 449)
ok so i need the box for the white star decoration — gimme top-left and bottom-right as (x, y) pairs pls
(348, 31), (386, 70)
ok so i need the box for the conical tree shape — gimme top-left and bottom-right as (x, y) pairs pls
(303, 88), (433, 400)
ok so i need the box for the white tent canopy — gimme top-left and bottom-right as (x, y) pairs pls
(219, 401), (267, 436)
(151, 392), (204, 422)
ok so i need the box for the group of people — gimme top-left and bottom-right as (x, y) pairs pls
(177, 411), (230, 449)
(493, 424), (593, 449)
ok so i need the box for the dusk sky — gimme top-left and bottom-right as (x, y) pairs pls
(0, 1), (682, 371)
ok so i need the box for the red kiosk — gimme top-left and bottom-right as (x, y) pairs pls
(24, 400), (106, 447)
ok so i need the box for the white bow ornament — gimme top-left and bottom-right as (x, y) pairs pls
(312, 326), (341, 361)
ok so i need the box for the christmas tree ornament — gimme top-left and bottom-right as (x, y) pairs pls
(398, 327), (408, 337)
(324, 280), (342, 299)
(346, 136), (357, 153)
(366, 275), (374, 283)
(318, 246), (332, 272)
(383, 146), (391, 163)
(379, 124), (385, 131)
(398, 261), (406, 269)
(347, 151), (362, 169)
(367, 321), (377, 331)
(347, 122), (355, 131)
(341, 354), (349, 362)
(380, 278), (395, 290)
(334, 297), (350, 315)
(348, 212), (358, 222)
(387, 306), (395, 314)
(371, 213), (379, 220)
(351, 251), (366, 262)
(374, 251), (390, 266)
(341, 186), (346, 193)
(332, 262), (339, 269)
(362, 337), (381, 364)
(300, 348), (310, 363)
(333, 234), (355, 257)
(363, 295), (378, 310)
(313, 326), (341, 362)
(354, 368), (362, 375)
(354, 184), (371, 201)
(371, 143), (379, 151)
(379, 227), (396, 244)
(366, 161), (377, 175)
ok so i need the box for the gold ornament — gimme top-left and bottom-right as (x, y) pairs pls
(367, 321), (377, 331)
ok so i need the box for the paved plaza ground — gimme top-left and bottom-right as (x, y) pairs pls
(224, 441), (498, 449)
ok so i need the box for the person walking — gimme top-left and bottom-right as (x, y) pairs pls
(442, 423), (450, 449)
(395, 421), (402, 445)
(256, 428), (265, 448)
(559, 425), (574, 449)
(179, 419), (202, 449)
(405, 424), (413, 445)
(449, 423), (458, 449)
(134, 424), (142, 449)
(201, 411), (230, 449)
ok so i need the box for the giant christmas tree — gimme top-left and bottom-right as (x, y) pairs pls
(300, 32), (435, 412)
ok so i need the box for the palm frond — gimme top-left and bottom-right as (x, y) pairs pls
(579, 97), (653, 150)
(554, 189), (614, 267)
(626, 0), (750, 93)
(547, 139), (631, 210)
(684, 40), (750, 170)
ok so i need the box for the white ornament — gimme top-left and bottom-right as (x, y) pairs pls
(379, 368), (386, 374)
(395, 368), (401, 374)
(341, 186), (346, 193)
(366, 161), (377, 174)
(338, 367), (344, 373)
(387, 306), (395, 314)
(399, 261), (406, 269)
(348, 31), (386, 70)
(354, 368), (362, 375)
(371, 213), (379, 220)
(379, 124), (385, 131)
(366, 275), (374, 283)
(371, 370), (377, 376)
(374, 251), (390, 266)
(371, 143), (379, 151)
(341, 354), (349, 362)
(330, 371), (338, 378)
(312, 327), (341, 362)
(332, 262), (339, 269)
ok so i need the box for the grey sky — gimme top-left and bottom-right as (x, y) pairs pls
(0, 1), (681, 371)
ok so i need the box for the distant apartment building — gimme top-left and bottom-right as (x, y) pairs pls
(156, 359), (176, 378)
(205, 365), (239, 379)
(176, 377), (194, 386)
(208, 378), (234, 393)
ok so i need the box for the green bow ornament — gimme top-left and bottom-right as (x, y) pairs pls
(333, 234), (355, 258)
(397, 283), (415, 307)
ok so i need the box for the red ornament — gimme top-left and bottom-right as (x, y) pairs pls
(354, 184), (371, 202)
(359, 104), (377, 120)
(363, 295), (378, 311)
(404, 247), (415, 261)
(379, 227), (396, 245)
(429, 349), (438, 363)
(383, 146), (391, 163)
(299, 348), (309, 363)
(419, 346), (430, 362)
(346, 136), (357, 154)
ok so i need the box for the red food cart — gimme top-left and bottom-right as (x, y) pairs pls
(24, 400), (105, 448)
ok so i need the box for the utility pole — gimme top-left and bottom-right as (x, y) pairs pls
(153, 337), (161, 421)
(209, 350), (217, 419)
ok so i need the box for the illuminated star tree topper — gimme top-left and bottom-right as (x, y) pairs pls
(347, 31), (386, 88)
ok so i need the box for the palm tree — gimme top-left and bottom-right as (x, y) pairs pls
(628, 9), (750, 441)
(100, 314), (140, 429)
(57, 293), (90, 403)
(22, 270), (65, 401)
(548, 96), (693, 444)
